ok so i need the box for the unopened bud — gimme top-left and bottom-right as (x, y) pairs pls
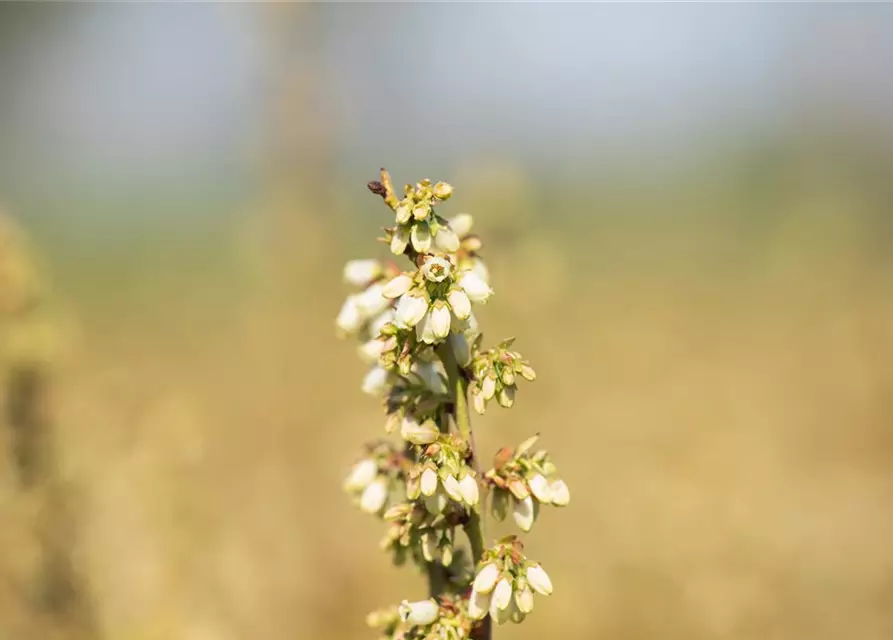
(433, 181), (453, 200)
(398, 599), (439, 627)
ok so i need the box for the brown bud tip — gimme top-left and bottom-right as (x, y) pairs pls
(493, 447), (514, 470)
(368, 181), (387, 196)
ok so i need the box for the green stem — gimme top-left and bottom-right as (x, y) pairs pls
(437, 343), (491, 639)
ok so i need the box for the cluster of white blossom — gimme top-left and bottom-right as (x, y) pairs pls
(468, 537), (553, 625)
(484, 435), (570, 533)
(336, 171), (567, 638)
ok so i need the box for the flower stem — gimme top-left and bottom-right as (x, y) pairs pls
(436, 342), (491, 639)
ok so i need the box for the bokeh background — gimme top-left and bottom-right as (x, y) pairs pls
(2, 3), (893, 640)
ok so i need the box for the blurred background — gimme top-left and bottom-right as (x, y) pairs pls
(1, 3), (893, 639)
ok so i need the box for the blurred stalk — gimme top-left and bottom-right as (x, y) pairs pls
(0, 214), (98, 639)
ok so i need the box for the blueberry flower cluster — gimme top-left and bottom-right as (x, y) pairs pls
(485, 435), (570, 532)
(336, 170), (566, 639)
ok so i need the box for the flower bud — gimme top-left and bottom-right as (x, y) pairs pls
(443, 474), (463, 502)
(528, 473), (553, 504)
(395, 202), (412, 224)
(519, 363), (536, 381)
(421, 256), (452, 283)
(390, 226), (410, 255)
(361, 366), (390, 396)
(420, 467), (439, 496)
(410, 223), (431, 252)
(357, 339), (385, 363)
(441, 542), (453, 566)
(500, 367), (515, 386)
(550, 478), (570, 506)
(343, 259), (383, 287)
(433, 181), (453, 200)
(458, 473), (479, 505)
(336, 296), (363, 335)
(356, 283), (390, 318)
(424, 490), (447, 515)
(395, 293), (428, 328)
(508, 478), (530, 500)
(497, 385), (515, 408)
(343, 458), (378, 492)
(359, 477), (389, 514)
(398, 599), (439, 626)
(368, 309), (395, 338)
(526, 564), (553, 596)
(447, 289), (471, 320)
(491, 599), (512, 625)
(472, 563), (501, 594)
(458, 270), (492, 303)
(412, 361), (448, 395)
(467, 589), (489, 620)
(481, 374), (497, 400)
(449, 332), (471, 367)
(412, 203), (430, 221)
(491, 488), (509, 521)
(382, 274), (413, 299)
(515, 585), (535, 614)
(416, 309), (438, 345)
(492, 577), (513, 611)
(430, 302), (451, 340)
(434, 227), (460, 253)
(384, 411), (402, 434)
(401, 417), (439, 445)
(472, 388), (486, 415)
(449, 213), (474, 238)
(421, 531), (437, 562)
(512, 495), (536, 532)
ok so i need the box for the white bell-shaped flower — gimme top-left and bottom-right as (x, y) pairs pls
(430, 302), (451, 340)
(458, 473), (479, 505)
(356, 283), (390, 318)
(458, 270), (492, 303)
(434, 226), (460, 252)
(449, 332), (471, 367)
(382, 273), (413, 299)
(361, 366), (390, 396)
(395, 293), (428, 328)
(550, 479), (570, 506)
(515, 584), (535, 614)
(398, 599), (439, 626)
(343, 259), (382, 287)
(357, 339), (385, 364)
(359, 477), (389, 514)
(401, 417), (439, 445)
(449, 213), (474, 238)
(512, 495), (536, 532)
(442, 474), (463, 502)
(489, 578), (513, 622)
(343, 458), (377, 492)
(526, 564), (553, 596)
(410, 223), (432, 252)
(412, 361), (448, 395)
(395, 203), (412, 224)
(472, 563), (500, 594)
(420, 468), (439, 496)
(467, 589), (489, 621)
(480, 375), (497, 400)
(336, 296), (363, 335)
(528, 473), (553, 504)
(421, 256), (452, 283)
(447, 289), (471, 320)
(390, 226), (410, 255)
